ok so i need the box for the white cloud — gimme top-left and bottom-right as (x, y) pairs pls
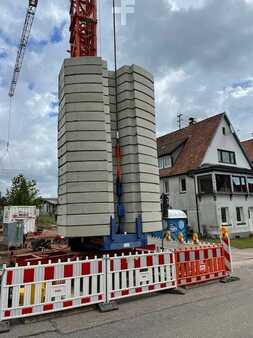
(165, 0), (208, 11)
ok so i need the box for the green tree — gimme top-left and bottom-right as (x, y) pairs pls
(6, 174), (42, 207)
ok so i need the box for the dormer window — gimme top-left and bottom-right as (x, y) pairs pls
(158, 155), (172, 169)
(218, 149), (236, 165)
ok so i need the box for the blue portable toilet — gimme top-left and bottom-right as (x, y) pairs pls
(163, 209), (188, 241)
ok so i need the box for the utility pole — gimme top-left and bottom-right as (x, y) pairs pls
(177, 113), (183, 130)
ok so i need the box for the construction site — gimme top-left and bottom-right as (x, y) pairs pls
(0, 0), (249, 336)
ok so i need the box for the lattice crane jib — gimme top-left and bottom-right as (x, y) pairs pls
(8, 0), (38, 98)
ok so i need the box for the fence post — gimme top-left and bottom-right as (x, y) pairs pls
(97, 255), (118, 313)
(0, 268), (10, 332)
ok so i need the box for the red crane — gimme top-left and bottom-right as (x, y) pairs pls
(70, 0), (97, 57)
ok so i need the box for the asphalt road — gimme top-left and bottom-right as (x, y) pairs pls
(1, 250), (253, 338)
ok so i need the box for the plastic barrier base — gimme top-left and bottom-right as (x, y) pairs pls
(97, 301), (119, 313)
(0, 321), (10, 333)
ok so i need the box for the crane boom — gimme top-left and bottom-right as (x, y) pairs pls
(8, 0), (38, 98)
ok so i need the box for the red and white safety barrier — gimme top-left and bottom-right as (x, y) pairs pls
(106, 251), (177, 302)
(0, 257), (105, 321)
(220, 227), (232, 274)
(0, 243), (231, 322)
(175, 244), (228, 286)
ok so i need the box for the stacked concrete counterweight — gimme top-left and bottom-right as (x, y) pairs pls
(109, 65), (162, 233)
(57, 57), (114, 237)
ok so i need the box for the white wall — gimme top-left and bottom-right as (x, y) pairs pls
(202, 117), (251, 169)
(198, 194), (253, 236)
(160, 175), (199, 231)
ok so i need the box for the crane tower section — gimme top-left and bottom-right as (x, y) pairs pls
(70, 0), (97, 57)
(9, 0), (38, 98)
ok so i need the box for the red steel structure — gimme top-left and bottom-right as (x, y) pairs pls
(70, 0), (97, 57)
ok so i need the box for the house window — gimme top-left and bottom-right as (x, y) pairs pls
(180, 177), (187, 192)
(197, 175), (213, 194)
(164, 180), (169, 193)
(158, 158), (163, 169)
(248, 177), (253, 193)
(218, 149), (236, 165)
(236, 207), (245, 224)
(215, 174), (231, 193)
(232, 176), (247, 193)
(158, 155), (172, 169)
(222, 127), (226, 135)
(221, 207), (229, 224)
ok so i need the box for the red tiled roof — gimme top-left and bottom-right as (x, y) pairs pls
(242, 139), (253, 162)
(157, 113), (224, 177)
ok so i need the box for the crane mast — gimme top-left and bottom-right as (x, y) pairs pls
(70, 0), (97, 57)
(8, 0), (38, 98)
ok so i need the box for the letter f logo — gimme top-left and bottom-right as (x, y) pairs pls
(114, 0), (135, 26)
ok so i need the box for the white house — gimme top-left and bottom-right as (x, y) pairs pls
(157, 113), (253, 238)
(40, 198), (58, 218)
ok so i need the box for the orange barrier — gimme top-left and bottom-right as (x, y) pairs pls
(175, 244), (228, 286)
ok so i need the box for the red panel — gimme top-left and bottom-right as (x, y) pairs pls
(4, 310), (11, 317)
(204, 248), (209, 259)
(63, 300), (73, 308)
(24, 269), (35, 283)
(160, 283), (166, 288)
(43, 304), (53, 312)
(134, 257), (141, 268)
(44, 266), (54, 280)
(146, 255), (153, 267)
(70, 0), (97, 57)
(64, 264), (73, 278)
(111, 292), (115, 298)
(148, 285), (155, 290)
(135, 287), (142, 293)
(194, 249), (200, 260)
(82, 262), (90, 275)
(81, 297), (91, 304)
(22, 307), (33, 315)
(158, 255), (164, 265)
(98, 294), (103, 301)
(212, 248), (217, 257)
(6, 271), (13, 285)
(185, 251), (190, 262)
(120, 258), (128, 270)
(121, 289), (129, 296)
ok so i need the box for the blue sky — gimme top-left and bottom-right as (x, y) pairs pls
(0, 0), (253, 197)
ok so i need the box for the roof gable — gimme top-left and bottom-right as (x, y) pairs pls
(202, 115), (251, 169)
(242, 139), (253, 162)
(157, 113), (224, 177)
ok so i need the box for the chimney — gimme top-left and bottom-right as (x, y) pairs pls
(189, 117), (196, 126)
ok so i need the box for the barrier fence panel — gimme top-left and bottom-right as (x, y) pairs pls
(175, 244), (228, 287)
(106, 251), (177, 302)
(0, 257), (105, 321)
(0, 244), (230, 322)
